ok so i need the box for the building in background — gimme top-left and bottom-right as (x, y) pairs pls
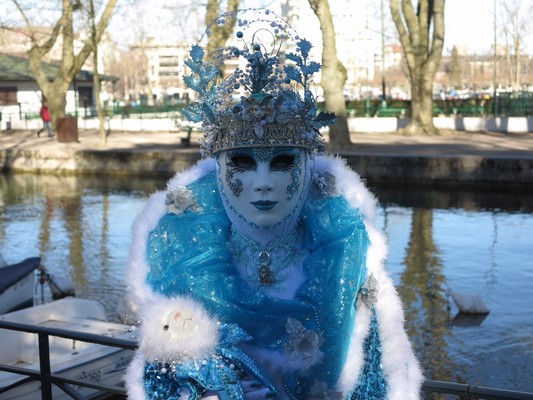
(127, 39), (193, 105)
(0, 53), (118, 129)
(124, 3), (397, 103)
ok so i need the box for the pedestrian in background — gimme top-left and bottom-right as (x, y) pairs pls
(37, 101), (52, 137)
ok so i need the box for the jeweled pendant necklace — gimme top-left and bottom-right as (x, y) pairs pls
(228, 227), (303, 289)
(257, 250), (274, 285)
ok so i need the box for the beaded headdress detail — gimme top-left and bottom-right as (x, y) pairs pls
(182, 9), (336, 157)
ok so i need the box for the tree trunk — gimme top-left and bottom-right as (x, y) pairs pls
(14, 0), (117, 135)
(89, 0), (107, 145)
(308, 0), (351, 149)
(93, 56), (107, 145)
(204, 0), (240, 80)
(407, 69), (438, 135)
(46, 83), (69, 131)
(500, 0), (533, 91)
(399, 209), (456, 382)
(390, 0), (445, 136)
(205, 0), (240, 57)
(514, 38), (521, 90)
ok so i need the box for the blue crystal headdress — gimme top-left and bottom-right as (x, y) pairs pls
(182, 8), (336, 157)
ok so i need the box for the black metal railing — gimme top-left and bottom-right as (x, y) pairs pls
(0, 319), (532, 400)
(0, 319), (136, 400)
(422, 379), (533, 400)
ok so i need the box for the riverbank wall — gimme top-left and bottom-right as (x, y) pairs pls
(1, 129), (532, 187)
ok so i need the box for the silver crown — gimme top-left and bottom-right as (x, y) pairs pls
(182, 8), (336, 157)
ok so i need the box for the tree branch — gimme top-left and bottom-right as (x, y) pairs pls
(14, 0), (65, 58)
(74, 0), (117, 72)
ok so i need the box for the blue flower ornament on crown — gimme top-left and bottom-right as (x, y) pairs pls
(181, 8), (336, 157)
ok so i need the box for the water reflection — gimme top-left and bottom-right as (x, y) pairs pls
(101, 194), (110, 273)
(398, 208), (460, 398)
(65, 196), (85, 287)
(372, 181), (533, 212)
(1, 173), (532, 395)
(0, 172), (168, 317)
(371, 183), (533, 396)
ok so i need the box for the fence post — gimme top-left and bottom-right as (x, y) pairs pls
(38, 332), (53, 400)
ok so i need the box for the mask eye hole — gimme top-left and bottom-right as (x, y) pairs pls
(163, 324), (169, 331)
(229, 154), (256, 172)
(271, 154), (296, 171)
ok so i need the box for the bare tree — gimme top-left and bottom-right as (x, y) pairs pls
(88, 0), (107, 145)
(205, 0), (240, 57)
(399, 208), (457, 388)
(167, 2), (205, 43)
(390, 0), (445, 135)
(499, 0), (533, 90)
(446, 46), (463, 87)
(13, 0), (117, 132)
(308, 0), (351, 149)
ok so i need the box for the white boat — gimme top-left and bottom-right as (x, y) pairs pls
(0, 297), (135, 399)
(0, 257), (41, 314)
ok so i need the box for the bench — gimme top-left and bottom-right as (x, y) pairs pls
(375, 107), (406, 117)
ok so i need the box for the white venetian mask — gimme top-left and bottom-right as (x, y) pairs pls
(217, 147), (309, 229)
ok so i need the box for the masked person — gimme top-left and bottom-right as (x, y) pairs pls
(125, 9), (422, 400)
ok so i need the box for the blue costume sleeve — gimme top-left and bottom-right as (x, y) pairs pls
(140, 323), (277, 399)
(279, 194), (370, 397)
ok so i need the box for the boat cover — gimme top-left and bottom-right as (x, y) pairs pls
(0, 257), (41, 295)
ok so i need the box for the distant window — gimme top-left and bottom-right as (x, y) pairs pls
(0, 87), (17, 105)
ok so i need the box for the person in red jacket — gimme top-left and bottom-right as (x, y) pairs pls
(37, 101), (52, 137)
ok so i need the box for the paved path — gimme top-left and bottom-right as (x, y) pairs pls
(1, 129), (533, 158)
(1, 129), (532, 184)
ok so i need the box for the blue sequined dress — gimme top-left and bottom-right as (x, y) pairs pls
(125, 157), (423, 400)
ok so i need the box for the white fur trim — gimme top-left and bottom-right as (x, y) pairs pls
(138, 294), (220, 362)
(124, 159), (218, 400)
(319, 154), (423, 399)
(369, 225), (424, 400)
(124, 352), (149, 400)
(167, 158), (216, 190)
(126, 159), (216, 306)
(314, 155), (377, 222)
(125, 293), (220, 400)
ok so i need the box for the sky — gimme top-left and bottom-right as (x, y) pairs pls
(444, 0), (497, 53)
(1, 0), (529, 55)
(110, 0), (523, 54)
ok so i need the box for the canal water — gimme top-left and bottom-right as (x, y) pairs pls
(1, 172), (532, 395)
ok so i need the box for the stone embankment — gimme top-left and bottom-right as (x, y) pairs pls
(1, 129), (532, 186)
